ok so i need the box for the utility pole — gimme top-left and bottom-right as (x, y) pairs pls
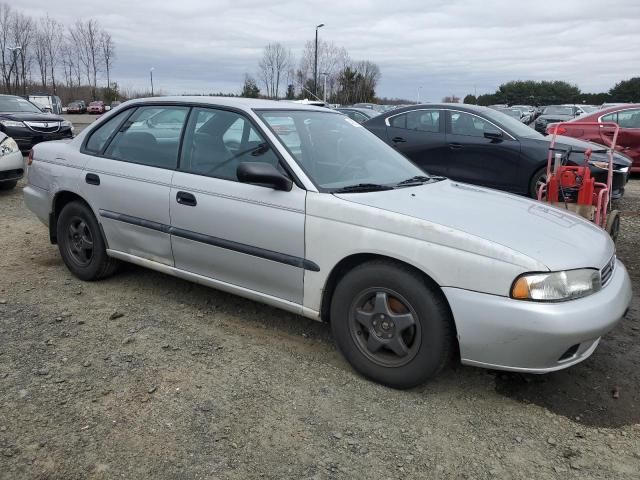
(314, 23), (325, 97)
(150, 67), (155, 96)
(321, 73), (328, 103)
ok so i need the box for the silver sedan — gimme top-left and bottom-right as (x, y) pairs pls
(23, 97), (632, 389)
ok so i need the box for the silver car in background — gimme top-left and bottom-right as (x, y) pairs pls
(24, 97), (632, 389)
(0, 132), (23, 190)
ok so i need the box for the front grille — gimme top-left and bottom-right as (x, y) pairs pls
(24, 121), (60, 133)
(600, 255), (616, 286)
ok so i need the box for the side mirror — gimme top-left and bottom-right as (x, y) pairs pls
(237, 162), (293, 191)
(484, 130), (503, 141)
(41, 106), (52, 113)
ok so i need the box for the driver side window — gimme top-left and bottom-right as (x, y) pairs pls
(179, 108), (280, 182)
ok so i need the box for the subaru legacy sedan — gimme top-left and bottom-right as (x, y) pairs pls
(24, 97), (632, 389)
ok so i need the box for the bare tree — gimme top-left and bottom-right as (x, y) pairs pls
(258, 43), (291, 99)
(40, 16), (63, 92)
(10, 10), (34, 94)
(100, 31), (115, 90)
(34, 28), (49, 87)
(71, 19), (102, 98)
(298, 39), (348, 100)
(0, 3), (13, 93)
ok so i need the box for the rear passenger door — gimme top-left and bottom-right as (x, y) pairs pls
(79, 105), (188, 266)
(170, 107), (306, 304)
(384, 109), (449, 176)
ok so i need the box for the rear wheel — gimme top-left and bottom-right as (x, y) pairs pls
(605, 210), (621, 242)
(330, 260), (455, 389)
(529, 167), (547, 199)
(56, 201), (118, 281)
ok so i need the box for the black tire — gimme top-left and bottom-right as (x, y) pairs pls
(0, 180), (17, 190)
(529, 167), (547, 198)
(56, 201), (118, 281)
(330, 260), (455, 389)
(605, 210), (621, 242)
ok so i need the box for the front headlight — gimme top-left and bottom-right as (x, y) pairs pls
(511, 269), (601, 302)
(0, 120), (25, 128)
(61, 120), (74, 132)
(0, 136), (19, 156)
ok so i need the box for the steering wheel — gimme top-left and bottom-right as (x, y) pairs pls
(335, 155), (368, 179)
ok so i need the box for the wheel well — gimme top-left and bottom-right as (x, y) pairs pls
(49, 191), (89, 244)
(320, 254), (457, 330)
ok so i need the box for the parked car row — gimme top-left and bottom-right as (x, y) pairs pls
(363, 103), (631, 199)
(0, 94), (74, 154)
(545, 103), (640, 173)
(23, 97), (632, 389)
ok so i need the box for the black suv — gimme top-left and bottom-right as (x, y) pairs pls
(0, 94), (73, 152)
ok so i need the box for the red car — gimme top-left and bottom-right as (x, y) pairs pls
(87, 101), (106, 114)
(546, 104), (640, 173)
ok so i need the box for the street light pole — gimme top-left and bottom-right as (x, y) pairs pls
(417, 86), (422, 104)
(321, 73), (328, 103)
(314, 23), (324, 97)
(150, 67), (155, 96)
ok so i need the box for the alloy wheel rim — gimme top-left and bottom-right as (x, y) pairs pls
(66, 216), (94, 266)
(348, 288), (421, 367)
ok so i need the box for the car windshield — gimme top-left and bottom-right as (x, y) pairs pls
(481, 108), (544, 139)
(543, 106), (574, 115)
(0, 96), (42, 113)
(257, 110), (427, 191)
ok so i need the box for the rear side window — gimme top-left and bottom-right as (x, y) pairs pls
(84, 110), (131, 154)
(104, 106), (189, 169)
(406, 110), (440, 132)
(616, 109), (640, 129)
(389, 113), (407, 129)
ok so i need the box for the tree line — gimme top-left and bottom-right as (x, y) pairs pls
(0, 3), (116, 103)
(462, 78), (640, 106)
(243, 39), (381, 104)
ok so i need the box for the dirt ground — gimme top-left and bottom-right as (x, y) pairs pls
(1, 171), (639, 479)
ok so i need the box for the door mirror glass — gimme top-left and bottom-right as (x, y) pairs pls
(237, 162), (292, 191)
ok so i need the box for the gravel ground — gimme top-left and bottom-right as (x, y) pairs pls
(0, 172), (639, 480)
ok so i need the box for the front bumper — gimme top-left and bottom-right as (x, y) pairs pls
(5, 126), (73, 152)
(0, 150), (25, 183)
(443, 259), (632, 373)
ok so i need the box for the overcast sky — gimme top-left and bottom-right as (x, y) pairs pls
(19, 0), (640, 101)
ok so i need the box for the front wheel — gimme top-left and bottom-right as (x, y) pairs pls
(0, 180), (17, 190)
(529, 167), (547, 199)
(56, 201), (118, 281)
(330, 261), (455, 389)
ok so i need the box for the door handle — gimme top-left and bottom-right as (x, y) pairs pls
(448, 143), (463, 150)
(85, 173), (100, 185)
(391, 136), (406, 143)
(176, 191), (197, 207)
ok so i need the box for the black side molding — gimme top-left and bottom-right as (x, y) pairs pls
(98, 209), (320, 272)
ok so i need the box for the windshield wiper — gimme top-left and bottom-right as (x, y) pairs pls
(332, 183), (395, 193)
(395, 175), (432, 186)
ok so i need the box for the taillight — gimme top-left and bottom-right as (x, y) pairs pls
(27, 149), (34, 166)
(547, 126), (567, 135)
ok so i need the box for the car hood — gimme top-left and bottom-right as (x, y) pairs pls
(531, 135), (632, 167)
(0, 112), (64, 122)
(335, 180), (614, 271)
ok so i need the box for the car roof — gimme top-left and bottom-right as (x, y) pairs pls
(121, 96), (333, 113)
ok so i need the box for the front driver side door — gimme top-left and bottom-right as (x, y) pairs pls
(445, 110), (523, 192)
(170, 107), (307, 304)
